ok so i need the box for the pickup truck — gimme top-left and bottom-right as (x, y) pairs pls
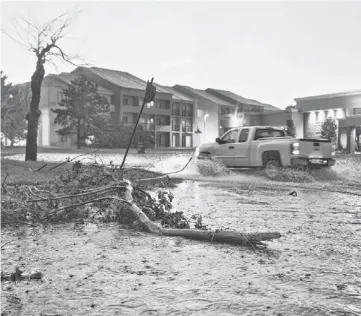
(194, 126), (336, 178)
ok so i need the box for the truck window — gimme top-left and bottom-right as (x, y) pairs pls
(220, 129), (240, 143)
(255, 129), (285, 140)
(238, 128), (249, 143)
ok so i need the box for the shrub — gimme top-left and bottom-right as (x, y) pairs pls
(92, 124), (155, 149)
(321, 118), (337, 141)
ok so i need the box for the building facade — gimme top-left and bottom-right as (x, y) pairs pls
(22, 66), (359, 152)
(295, 90), (361, 153)
(72, 67), (196, 148)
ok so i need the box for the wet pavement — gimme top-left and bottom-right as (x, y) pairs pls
(1, 156), (361, 316)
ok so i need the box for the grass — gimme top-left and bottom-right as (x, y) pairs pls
(0, 158), (166, 187)
(1, 159), (72, 185)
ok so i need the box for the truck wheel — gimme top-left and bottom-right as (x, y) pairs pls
(265, 159), (280, 179)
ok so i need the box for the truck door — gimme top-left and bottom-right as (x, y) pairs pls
(213, 128), (240, 166)
(227, 128), (250, 167)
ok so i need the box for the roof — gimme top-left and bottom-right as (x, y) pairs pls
(75, 67), (172, 95)
(206, 88), (264, 106)
(173, 85), (235, 106)
(206, 88), (280, 111)
(44, 72), (113, 95)
(45, 72), (77, 85)
(159, 85), (193, 102)
(295, 89), (361, 102)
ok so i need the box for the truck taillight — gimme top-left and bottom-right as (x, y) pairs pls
(291, 142), (300, 155)
(331, 144), (336, 156)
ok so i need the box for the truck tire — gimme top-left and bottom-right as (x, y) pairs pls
(265, 159), (280, 179)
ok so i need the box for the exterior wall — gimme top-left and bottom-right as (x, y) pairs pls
(38, 78), (68, 147)
(259, 111), (290, 127)
(296, 93), (361, 112)
(291, 110), (304, 138)
(195, 99), (219, 145)
(302, 108), (346, 139)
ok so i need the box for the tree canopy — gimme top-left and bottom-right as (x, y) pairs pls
(1, 71), (28, 146)
(52, 75), (110, 148)
(321, 117), (338, 142)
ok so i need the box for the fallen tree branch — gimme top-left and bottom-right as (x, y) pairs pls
(1, 241), (14, 249)
(123, 180), (281, 247)
(2, 173), (9, 188)
(48, 150), (99, 171)
(1, 270), (43, 282)
(27, 185), (126, 203)
(35, 163), (48, 172)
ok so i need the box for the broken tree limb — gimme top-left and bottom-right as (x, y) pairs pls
(123, 181), (281, 247)
(160, 229), (281, 247)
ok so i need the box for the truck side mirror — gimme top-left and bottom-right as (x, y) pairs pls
(215, 137), (220, 143)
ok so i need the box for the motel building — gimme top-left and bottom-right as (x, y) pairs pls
(295, 90), (361, 154)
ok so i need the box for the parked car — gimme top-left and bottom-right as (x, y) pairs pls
(194, 126), (336, 179)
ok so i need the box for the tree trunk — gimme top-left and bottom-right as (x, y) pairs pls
(25, 60), (45, 161)
(77, 118), (81, 149)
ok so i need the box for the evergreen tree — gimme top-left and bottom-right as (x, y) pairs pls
(52, 75), (110, 149)
(1, 72), (28, 146)
(286, 119), (296, 137)
(321, 117), (338, 141)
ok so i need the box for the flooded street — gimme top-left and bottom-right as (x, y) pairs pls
(2, 155), (361, 316)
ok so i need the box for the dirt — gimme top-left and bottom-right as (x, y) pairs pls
(1, 154), (361, 316)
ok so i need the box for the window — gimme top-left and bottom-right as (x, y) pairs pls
(220, 107), (232, 115)
(172, 102), (180, 115)
(123, 117), (128, 123)
(139, 97), (144, 106)
(58, 92), (65, 102)
(220, 129), (240, 143)
(123, 96), (135, 106)
(182, 103), (193, 117)
(156, 115), (170, 125)
(133, 113), (138, 123)
(172, 118), (180, 131)
(255, 129), (285, 140)
(353, 108), (361, 116)
(239, 129), (249, 143)
(60, 135), (68, 142)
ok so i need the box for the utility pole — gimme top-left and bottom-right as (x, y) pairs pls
(119, 78), (156, 170)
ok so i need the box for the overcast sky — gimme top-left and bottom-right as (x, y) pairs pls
(2, 1), (361, 108)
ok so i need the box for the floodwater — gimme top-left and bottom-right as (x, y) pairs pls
(2, 155), (361, 316)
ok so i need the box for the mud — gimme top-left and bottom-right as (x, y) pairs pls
(2, 154), (361, 316)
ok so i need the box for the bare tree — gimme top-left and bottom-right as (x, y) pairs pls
(2, 10), (86, 161)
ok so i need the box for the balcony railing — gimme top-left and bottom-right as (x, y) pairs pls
(182, 111), (193, 117)
(172, 125), (180, 131)
(139, 123), (155, 131)
(182, 126), (192, 132)
(172, 111), (180, 116)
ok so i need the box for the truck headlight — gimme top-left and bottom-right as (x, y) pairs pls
(194, 147), (200, 158)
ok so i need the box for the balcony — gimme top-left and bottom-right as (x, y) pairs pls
(156, 125), (171, 132)
(139, 123), (155, 131)
(182, 126), (193, 133)
(182, 111), (193, 117)
(172, 125), (180, 132)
